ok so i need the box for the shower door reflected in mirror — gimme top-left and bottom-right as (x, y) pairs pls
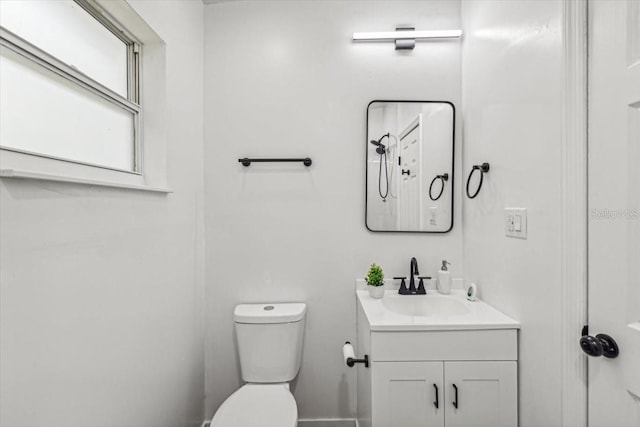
(366, 101), (454, 233)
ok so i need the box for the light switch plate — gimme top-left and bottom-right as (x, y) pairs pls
(505, 208), (527, 239)
(429, 207), (438, 226)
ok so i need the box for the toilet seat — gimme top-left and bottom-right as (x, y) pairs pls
(210, 383), (297, 427)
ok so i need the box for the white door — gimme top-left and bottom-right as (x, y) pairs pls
(371, 361), (444, 427)
(444, 361), (517, 427)
(398, 116), (423, 230)
(588, 1), (640, 426)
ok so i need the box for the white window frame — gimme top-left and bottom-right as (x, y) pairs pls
(0, 0), (170, 193)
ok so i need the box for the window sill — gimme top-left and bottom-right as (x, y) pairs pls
(0, 169), (172, 193)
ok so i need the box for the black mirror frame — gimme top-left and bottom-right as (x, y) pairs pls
(365, 100), (455, 233)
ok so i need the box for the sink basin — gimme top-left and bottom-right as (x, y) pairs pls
(382, 294), (470, 317)
(356, 286), (520, 331)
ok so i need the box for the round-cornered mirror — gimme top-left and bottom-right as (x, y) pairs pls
(366, 100), (455, 233)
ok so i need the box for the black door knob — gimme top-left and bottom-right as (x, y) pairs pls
(579, 333), (619, 358)
(580, 335), (604, 357)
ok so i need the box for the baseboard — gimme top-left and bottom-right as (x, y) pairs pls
(298, 419), (356, 427)
(202, 417), (355, 427)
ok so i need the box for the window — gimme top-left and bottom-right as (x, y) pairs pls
(0, 0), (140, 173)
(0, 0), (167, 191)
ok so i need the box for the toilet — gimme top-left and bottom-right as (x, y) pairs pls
(210, 302), (306, 427)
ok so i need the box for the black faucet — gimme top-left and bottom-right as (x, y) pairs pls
(409, 257), (419, 292)
(395, 258), (430, 295)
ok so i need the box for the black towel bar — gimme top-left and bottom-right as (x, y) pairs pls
(238, 157), (312, 167)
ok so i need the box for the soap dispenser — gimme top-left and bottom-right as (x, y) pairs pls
(437, 260), (452, 294)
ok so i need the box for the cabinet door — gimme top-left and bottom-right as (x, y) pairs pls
(372, 361), (444, 427)
(444, 361), (517, 427)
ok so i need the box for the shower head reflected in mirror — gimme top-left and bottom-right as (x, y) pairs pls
(370, 133), (389, 154)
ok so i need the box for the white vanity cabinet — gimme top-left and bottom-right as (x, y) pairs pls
(444, 361), (517, 427)
(356, 294), (519, 427)
(372, 360), (517, 427)
(372, 361), (445, 427)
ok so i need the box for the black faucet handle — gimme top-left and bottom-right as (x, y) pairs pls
(393, 277), (409, 295)
(417, 277), (428, 294)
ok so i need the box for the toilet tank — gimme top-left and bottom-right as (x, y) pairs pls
(234, 302), (306, 383)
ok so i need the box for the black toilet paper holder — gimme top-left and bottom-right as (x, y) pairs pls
(344, 341), (369, 368)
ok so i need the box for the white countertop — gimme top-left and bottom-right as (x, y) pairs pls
(357, 289), (520, 332)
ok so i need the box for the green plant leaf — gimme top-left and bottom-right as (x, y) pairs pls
(366, 263), (384, 287)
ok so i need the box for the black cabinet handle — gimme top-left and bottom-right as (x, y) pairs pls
(452, 384), (459, 409)
(433, 384), (439, 409)
(402, 169), (410, 176)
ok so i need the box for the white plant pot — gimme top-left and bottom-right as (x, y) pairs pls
(368, 284), (385, 299)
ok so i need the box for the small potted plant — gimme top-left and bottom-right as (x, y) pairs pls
(366, 263), (385, 299)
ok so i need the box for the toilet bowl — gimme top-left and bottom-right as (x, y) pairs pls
(209, 302), (306, 427)
(210, 383), (297, 427)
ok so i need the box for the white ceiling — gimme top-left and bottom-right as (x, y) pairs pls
(202, 0), (325, 3)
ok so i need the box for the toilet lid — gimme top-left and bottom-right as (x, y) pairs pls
(210, 384), (297, 427)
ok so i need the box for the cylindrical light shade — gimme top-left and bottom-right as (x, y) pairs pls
(352, 29), (462, 41)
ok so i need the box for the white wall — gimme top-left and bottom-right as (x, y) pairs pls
(461, 1), (564, 426)
(0, 1), (205, 426)
(203, 0), (463, 420)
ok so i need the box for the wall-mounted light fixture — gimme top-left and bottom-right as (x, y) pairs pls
(352, 26), (462, 50)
